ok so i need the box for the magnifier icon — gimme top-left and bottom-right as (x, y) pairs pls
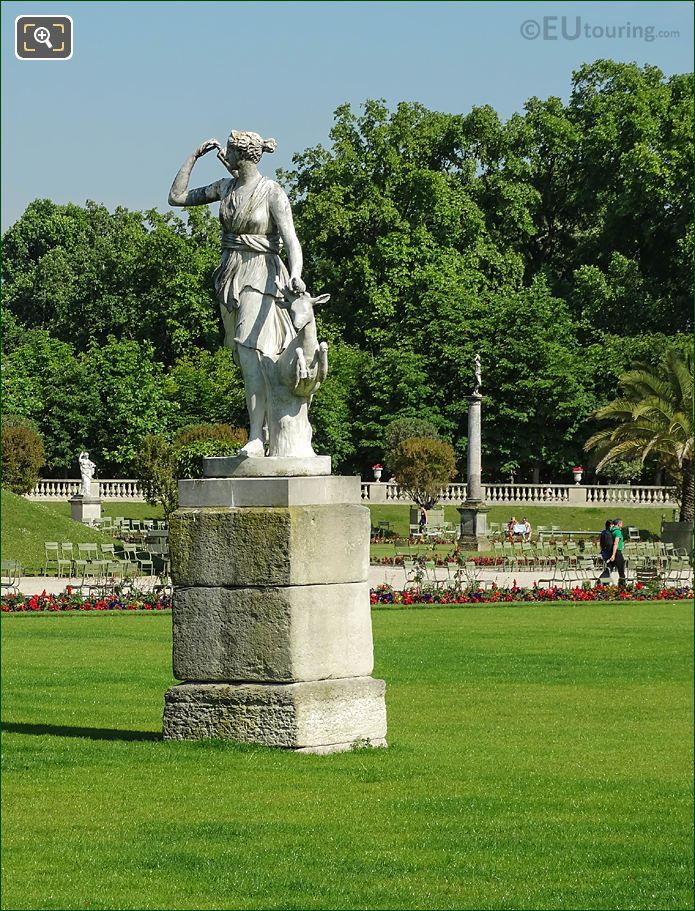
(33, 26), (53, 49)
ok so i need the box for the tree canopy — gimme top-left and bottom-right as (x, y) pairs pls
(2, 60), (691, 482)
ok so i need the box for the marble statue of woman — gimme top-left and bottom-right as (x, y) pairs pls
(79, 451), (96, 497)
(169, 130), (306, 458)
(473, 353), (482, 396)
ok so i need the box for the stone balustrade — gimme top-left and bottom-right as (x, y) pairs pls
(26, 478), (678, 509)
(26, 479), (145, 502)
(361, 481), (678, 509)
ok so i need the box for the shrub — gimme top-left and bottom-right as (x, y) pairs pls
(383, 418), (441, 470)
(174, 424), (247, 448)
(1, 423), (46, 494)
(390, 437), (457, 509)
(134, 425), (247, 518)
(134, 434), (179, 519)
(175, 439), (243, 480)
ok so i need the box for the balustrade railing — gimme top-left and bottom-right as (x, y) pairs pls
(26, 479), (145, 501)
(583, 484), (679, 506)
(360, 481), (678, 508)
(28, 478), (678, 509)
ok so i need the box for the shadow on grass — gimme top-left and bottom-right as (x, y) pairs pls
(1, 721), (161, 742)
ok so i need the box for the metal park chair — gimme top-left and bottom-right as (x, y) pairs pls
(1, 560), (23, 594)
(43, 542), (71, 577)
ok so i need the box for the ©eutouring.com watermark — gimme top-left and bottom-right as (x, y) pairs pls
(520, 17), (680, 42)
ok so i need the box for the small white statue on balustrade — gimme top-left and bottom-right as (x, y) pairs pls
(78, 451), (96, 497)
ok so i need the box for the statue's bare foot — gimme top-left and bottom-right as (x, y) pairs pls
(239, 438), (265, 457)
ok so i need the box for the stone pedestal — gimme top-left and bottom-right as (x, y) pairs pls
(457, 503), (490, 551)
(163, 464), (387, 753)
(69, 495), (102, 525)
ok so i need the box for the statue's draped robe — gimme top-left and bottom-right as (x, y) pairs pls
(213, 176), (295, 359)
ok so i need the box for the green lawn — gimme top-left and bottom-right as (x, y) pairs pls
(1, 492), (675, 573)
(0, 492), (165, 573)
(0, 489), (115, 572)
(2, 604), (692, 910)
(367, 504), (670, 539)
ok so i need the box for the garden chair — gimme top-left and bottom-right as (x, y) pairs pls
(452, 561), (480, 593)
(634, 562), (659, 585)
(121, 544), (139, 563)
(576, 555), (597, 581)
(627, 526), (640, 542)
(99, 543), (116, 559)
(668, 556), (693, 585)
(401, 558), (425, 592)
(154, 547), (171, 586)
(134, 550), (155, 576)
(441, 522), (458, 540)
(422, 561), (446, 591)
(43, 542), (71, 577)
(1, 560), (22, 594)
(77, 542), (99, 562)
(61, 542), (77, 575)
(519, 542), (535, 568)
(537, 559), (566, 589)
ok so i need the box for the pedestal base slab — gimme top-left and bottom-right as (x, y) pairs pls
(163, 677), (387, 751)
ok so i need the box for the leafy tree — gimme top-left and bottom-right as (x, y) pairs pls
(584, 350), (693, 521)
(1, 423), (45, 494)
(134, 424), (247, 518)
(85, 337), (176, 475)
(390, 437), (457, 508)
(2, 64), (690, 480)
(1, 330), (97, 473)
(2, 201), (222, 364)
(166, 348), (246, 432)
(134, 435), (179, 520)
(383, 417), (441, 470)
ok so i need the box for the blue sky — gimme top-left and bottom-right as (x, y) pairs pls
(2, 0), (692, 230)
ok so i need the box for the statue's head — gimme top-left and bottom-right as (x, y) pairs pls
(226, 130), (277, 164)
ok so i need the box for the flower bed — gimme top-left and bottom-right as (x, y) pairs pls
(370, 582), (694, 606)
(372, 554), (506, 567)
(1, 589), (171, 613)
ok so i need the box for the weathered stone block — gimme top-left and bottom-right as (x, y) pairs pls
(163, 677), (387, 751)
(170, 504), (369, 587)
(203, 455), (331, 478)
(173, 582), (373, 682)
(178, 475), (361, 508)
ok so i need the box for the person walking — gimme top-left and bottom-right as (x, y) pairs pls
(598, 519), (614, 582)
(609, 517), (627, 589)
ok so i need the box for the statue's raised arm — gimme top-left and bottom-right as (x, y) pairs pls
(168, 138), (230, 207)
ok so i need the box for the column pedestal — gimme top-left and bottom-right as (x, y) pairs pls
(457, 503), (490, 551)
(69, 495), (102, 525)
(163, 461), (387, 753)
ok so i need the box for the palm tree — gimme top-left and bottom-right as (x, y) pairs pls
(584, 349), (693, 523)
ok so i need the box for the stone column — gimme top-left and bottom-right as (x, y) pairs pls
(162, 455), (387, 754)
(458, 394), (489, 550)
(466, 394), (483, 502)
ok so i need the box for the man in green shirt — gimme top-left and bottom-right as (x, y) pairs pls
(610, 517), (626, 589)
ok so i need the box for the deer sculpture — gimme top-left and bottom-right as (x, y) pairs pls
(261, 289), (330, 458)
